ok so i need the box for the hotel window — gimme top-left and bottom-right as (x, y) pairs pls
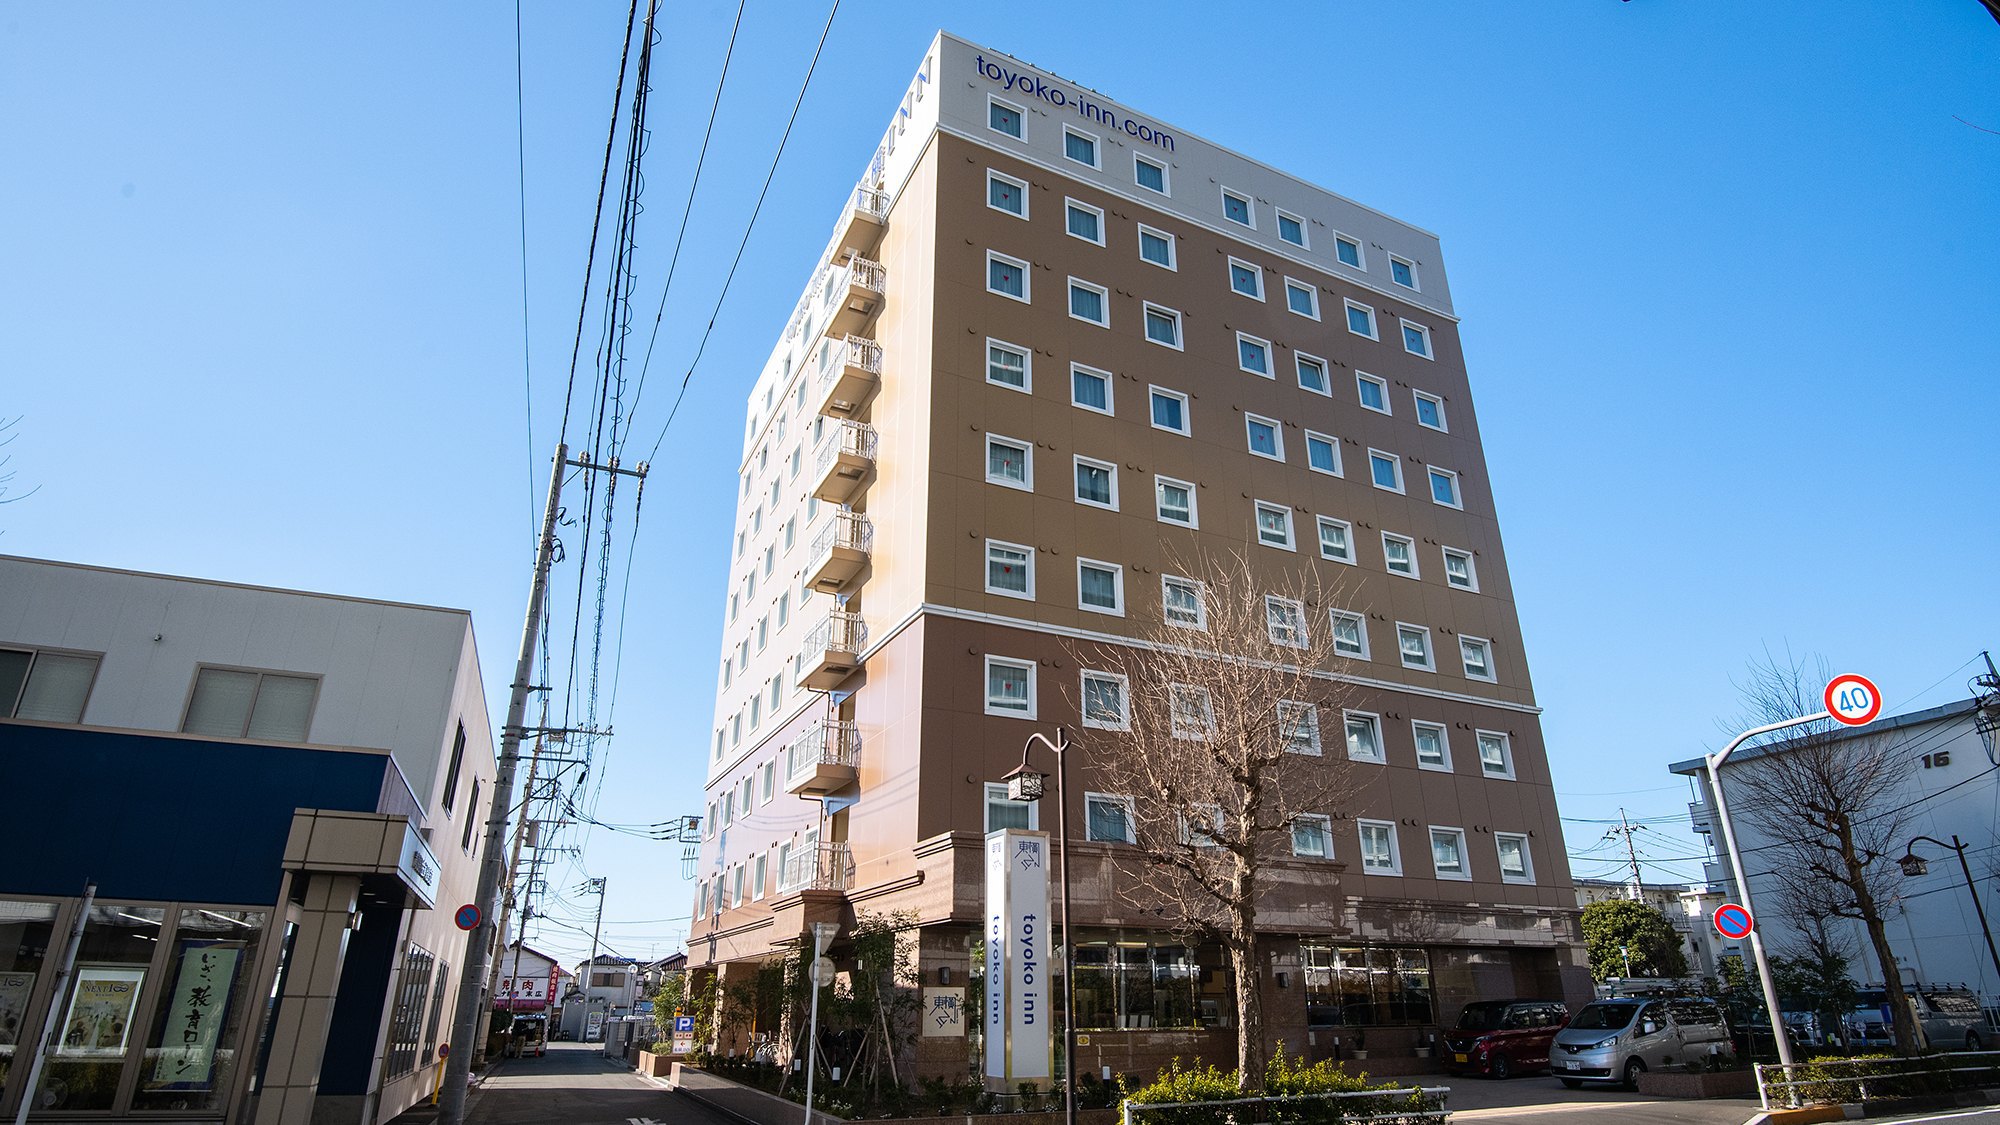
(1461, 636), (1496, 682)
(987, 338), (1030, 392)
(748, 695), (762, 730)
(756, 616), (769, 652)
(762, 760), (777, 802)
(985, 655), (1036, 718)
(986, 781), (1036, 832)
(1155, 475), (1197, 527)
(1081, 670), (1131, 731)
(752, 854), (768, 900)
(1169, 683), (1216, 741)
(1359, 820), (1401, 874)
(1414, 390), (1447, 431)
(1237, 334), (1272, 377)
(1369, 450), (1404, 494)
(1066, 199), (1105, 244)
(1329, 610), (1368, 659)
(1305, 432), (1341, 477)
(1402, 320), (1433, 359)
(182, 666), (318, 742)
(1085, 793), (1135, 843)
(1478, 730), (1515, 779)
(770, 677), (783, 710)
(985, 434), (1031, 490)
(1430, 827), (1470, 880)
(1221, 187), (1253, 228)
(1285, 279), (1319, 319)
(1397, 623), (1434, 671)
(1143, 303), (1183, 349)
(1293, 814), (1333, 858)
(1254, 501), (1294, 550)
(985, 539), (1035, 600)
(777, 593), (790, 628)
(1356, 372), (1390, 414)
(989, 97), (1023, 138)
(1277, 210), (1307, 248)
(1137, 224), (1176, 269)
(1390, 255), (1419, 291)
(1162, 575), (1206, 630)
(0, 647), (99, 723)
(1334, 234), (1363, 269)
(1064, 126), (1100, 168)
(1228, 258), (1264, 300)
(1316, 516), (1354, 563)
(1344, 300), (1377, 339)
(762, 546), (775, 578)
(1296, 353), (1330, 396)
(1246, 413), (1282, 460)
(1077, 559), (1124, 615)
(987, 169), (1027, 218)
(1068, 278), (1109, 326)
(1071, 364), (1113, 415)
(1149, 386), (1190, 434)
(1497, 832), (1535, 884)
(986, 251), (1028, 301)
(1429, 468), (1462, 509)
(1414, 720), (1451, 771)
(1134, 153), (1168, 194)
(1265, 596), (1307, 649)
(1074, 456), (1118, 510)
(723, 791), (737, 827)
(1442, 547), (1477, 591)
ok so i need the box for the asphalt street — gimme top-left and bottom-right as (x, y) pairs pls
(460, 1042), (723, 1125)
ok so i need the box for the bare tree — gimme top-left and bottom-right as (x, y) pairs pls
(1073, 548), (1361, 1088)
(1724, 652), (1919, 1053)
(0, 414), (38, 527)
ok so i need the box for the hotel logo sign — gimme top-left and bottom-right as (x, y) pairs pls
(984, 829), (1052, 1084)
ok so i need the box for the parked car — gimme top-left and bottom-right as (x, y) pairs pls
(1552, 997), (1735, 1090)
(1441, 1000), (1569, 1079)
(1843, 986), (1987, 1051)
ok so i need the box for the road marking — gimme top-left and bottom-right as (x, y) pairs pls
(1452, 1103), (1661, 1119)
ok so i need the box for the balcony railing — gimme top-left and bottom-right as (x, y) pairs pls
(805, 509), (872, 594)
(814, 334), (883, 419)
(1688, 800), (1714, 835)
(786, 719), (861, 795)
(833, 184), (889, 260)
(821, 257), (885, 339)
(811, 420), (878, 505)
(780, 842), (852, 893)
(796, 610), (867, 691)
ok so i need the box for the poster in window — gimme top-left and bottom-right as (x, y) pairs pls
(151, 941), (244, 1088)
(0, 971), (36, 1047)
(59, 967), (146, 1055)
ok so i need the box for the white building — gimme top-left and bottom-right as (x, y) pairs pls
(559, 957), (641, 1041)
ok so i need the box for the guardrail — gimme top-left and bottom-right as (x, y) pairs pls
(1756, 1050), (2000, 1109)
(1121, 1085), (1449, 1125)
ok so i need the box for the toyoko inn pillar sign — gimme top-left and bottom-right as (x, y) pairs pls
(984, 829), (1052, 1087)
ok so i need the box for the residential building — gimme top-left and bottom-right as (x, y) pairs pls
(1570, 878), (1728, 980)
(689, 32), (1586, 1079)
(0, 554), (495, 1125)
(558, 957), (640, 1041)
(494, 942), (570, 1017)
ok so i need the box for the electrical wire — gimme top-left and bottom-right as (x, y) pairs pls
(514, 0), (538, 537)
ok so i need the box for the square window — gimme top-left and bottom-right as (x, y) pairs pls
(1265, 596), (1307, 648)
(1316, 516), (1354, 563)
(1397, 623), (1434, 671)
(985, 539), (1035, 599)
(1329, 610), (1368, 658)
(1155, 475), (1197, 526)
(1077, 558), (1124, 615)
(1345, 712), (1384, 762)
(985, 434), (1032, 490)
(987, 251), (1029, 301)
(986, 338), (1030, 392)
(1254, 501), (1294, 550)
(1149, 386), (1189, 434)
(1369, 451), (1404, 494)
(1068, 278), (1108, 326)
(1356, 373), (1390, 414)
(1305, 431), (1341, 476)
(1074, 456), (1118, 509)
(989, 97), (1023, 138)
(1414, 390), (1447, 431)
(987, 170), (1027, 218)
(1442, 547), (1477, 591)
(1134, 154), (1168, 194)
(1478, 730), (1515, 779)
(1237, 334), (1272, 376)
(1278, 700), (1320, 754)
(1285, 279), (1319, 319)
(1063, 127), (1099, 168)
(1497, 832), (1535, 883)
(1086, 793), (1135, 843)
(1246, 413), (1283, 460)
(985, 655), (1036, 717)
(1292, 814), (1333, 858)
(1296, 353), (1330, 396)
(1382, 533), (1418, 574)
(1221, 188), (1253, 227)
(1228, 258), (1264, 299)
(1344, 300), (1377, 339)
(986, 781), (1036, 833)
(1065, 199), (1104, 244)
(1081, 670), (1131, 731)
(1334, 235), (1363, 269)
(1138, 225), (1176, 269)
(1461, 636), (1495, 682)
(1428, 467), (1462, 509)
(1143, 304), (1183, 349)
(1413, 720), (1451, 771)
(1430, 827), (1470, 880)
(1402, 320), (1433, 358)
(1162, 576), (1206, 630)
(1277, 211), (1307, 248)
(1358, 819), (1401, 874)
(1070, 364), (1113, 414)
(1390, 255), (1418, 290)
(1169, 683), (1216, 740)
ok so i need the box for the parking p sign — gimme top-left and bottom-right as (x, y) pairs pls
(1824, 674), (1882, 727)
(673, 1015), (694, 1035)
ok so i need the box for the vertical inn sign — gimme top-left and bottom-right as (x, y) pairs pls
(984, 829), (1052, 1084)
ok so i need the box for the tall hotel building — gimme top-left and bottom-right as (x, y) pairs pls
(692, 32), (1587, 1075)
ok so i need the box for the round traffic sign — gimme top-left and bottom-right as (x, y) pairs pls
(810, 956), (836, 988)
(1824, 674), (1882, 727)
(454, 903), (482, 931)
(1713, 902), (1754, 941)
(439, 1043), (451, 1059)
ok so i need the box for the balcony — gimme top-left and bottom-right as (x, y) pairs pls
(804, 510), (872, 595)
(813, 333), (882, 419)
(1703, 861), (1735, 893)
(811, 420), (877, 505)
(780, 842), (852, 893)
(832, 184), (888, 261)
(820, 256), (885, 340)
(785, 719), (860, 796)
(795, 610), (866, 691)
(1688, 800), (1714, 835)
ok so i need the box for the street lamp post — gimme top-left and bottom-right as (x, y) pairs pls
(1000, 727), (1076, 1125)
(1897, 834), (2000, 982)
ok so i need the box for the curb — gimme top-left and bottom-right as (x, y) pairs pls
(1739, 1109), (1849, 1125)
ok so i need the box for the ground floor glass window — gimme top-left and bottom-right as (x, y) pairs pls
(1301, 944), (1434, 1027)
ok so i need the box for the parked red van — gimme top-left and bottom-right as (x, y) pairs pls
(1442, 999), (1570, 1079)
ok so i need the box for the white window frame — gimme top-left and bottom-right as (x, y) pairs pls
(1265, 595), (1308, 649)
(1396, 622), (1436, 672)
(986, 169), (1029, 220)
(1277, 700), (1321, 755)
(1062, 124), (1102, 170)
(1496, 832), (1536, 884)
(1477, 729), (1516, 780)
(1180, 803), (1225, 849)
(1079, 669), (1132, 732)
(1389, 254), (1420, 292)
(984, 654), (1038, 719)
(1275, 209), (1309, 249)
(1236, 332), (1273, 378)
(985, 433), (1033, 492)
(1283, 277), (1320, 320)
(1442, 546), (1478, 591)
(1254, 501), (1295, 552)
(985, 337), (1032, 394)
(1428, 467), (1463, 510)
(1333, 233), (1365, 270)
(1155, 474), (1198, 528)
(1356, 372), (1392, 415)
(1344, 710), (1385, 763)
(1460, 635), (1497, 683)
(1329, 609), (1369, 659)
(988, 94), (1025, 139)
(1136, 223), (1177, 270)
(1413, 720), (1452, 773)
(1344, 298), (1378, 340)
(1142, 303), (1184, 350)
(1358, 818), (1401, 875)
(1133, 152), (1170, 195)
(1305, 431), (1342, 477)
(751, 852), (767, 901)
(1220, 185), (1255, 229)
(1169, 683), (1217, 741)
(1292, 814), (1334, 858)
(1148, 385), (1190, 435)
(984, 538), (1036, 601)
(1369, 450), (1406, 495)
(1245, 412), (1284, 460)
(1076, 557), (1126, 617)
(1295, 352), (1331, 397)
(1067, 276), (1110, 328)
(1227, 256), (1265, 301)
(1064, 197), (1106, 246)
(1413, 389), (1448, 432)
(1073, 455), (1120, 511)
(1430, 826), (1471, 881)
(1316, 516), (1355, 564)
(1084, 792), (1136, 843)
(986, 250), (1031, 303)
(1070, 363), (1114, 416)
(1162, 575), (1207, 631)
(985, 781), (1040, 833)
(1401, 319), (1434, 359)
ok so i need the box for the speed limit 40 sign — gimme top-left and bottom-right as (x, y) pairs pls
(1824, 674), (1882, 727)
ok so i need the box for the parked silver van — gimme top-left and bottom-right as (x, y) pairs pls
(1551, 997), (1735, 1089)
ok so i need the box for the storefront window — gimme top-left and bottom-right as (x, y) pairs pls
(0, 900), (60, 1101)
(37, 904), (168, 1111)
(1070, 938), (1198, 1030)
(1301, 945), (1434, 1027)
(130, 908), (269, 1111)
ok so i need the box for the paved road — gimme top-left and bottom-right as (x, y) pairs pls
(1414, 1071), (1761, 1124)
(466, 1042), (724, 1125)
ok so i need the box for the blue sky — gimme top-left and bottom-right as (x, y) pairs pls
(3, 2), (1996, 964)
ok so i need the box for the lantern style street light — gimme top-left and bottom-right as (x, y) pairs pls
(1897, 833), (2000, 980)
(999, 727), (1076, 1125)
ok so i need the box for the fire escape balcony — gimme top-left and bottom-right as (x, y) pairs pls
(832, 184), (888, 261)
(785, 719), (860, 797)
(804, 510), (872, 595)
(813, 333), (882, 419)
(1688, 800), (1714, 835)
(810, 420), (877, 506)
(821, 256), (885, 340)
(795, 610), (866, 691)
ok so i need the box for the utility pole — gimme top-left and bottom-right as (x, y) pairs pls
(476, 738), (546, 1067)
(583, 877), (607, 1045)
(1603, 809), (1645, 900)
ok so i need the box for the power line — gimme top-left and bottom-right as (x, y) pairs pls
(513, 0), (537, 538)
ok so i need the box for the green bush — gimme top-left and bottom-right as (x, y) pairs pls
(1780, 1052), (1994, 1106)
(1122, 1051), (1444, 1125)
